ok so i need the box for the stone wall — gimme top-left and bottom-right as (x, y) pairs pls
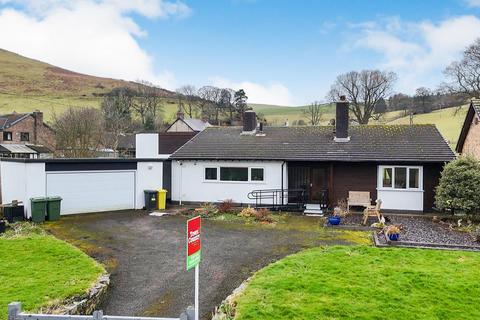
(463, 113), (480, 159)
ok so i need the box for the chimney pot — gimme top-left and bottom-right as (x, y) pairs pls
(177, 110), (185, 120)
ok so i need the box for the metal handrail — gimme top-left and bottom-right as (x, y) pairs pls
(247, 188), (309, 210)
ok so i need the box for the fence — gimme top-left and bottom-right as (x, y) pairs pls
(8, 303), (194, 320)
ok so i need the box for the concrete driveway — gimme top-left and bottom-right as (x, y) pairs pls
(45, 210), (368, 319)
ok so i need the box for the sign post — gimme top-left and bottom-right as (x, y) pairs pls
(187, 216), (201, 320)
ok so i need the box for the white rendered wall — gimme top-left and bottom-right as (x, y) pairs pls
(135, 162), (163, 209)
(0, 161), (46, 218)
(136, 133), (160, 158)
(377, 189), (424, 211)
(171, 160), (287, 204)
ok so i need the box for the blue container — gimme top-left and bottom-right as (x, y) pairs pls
(328, 216), (341, 225)
(388, 233), (400, 241)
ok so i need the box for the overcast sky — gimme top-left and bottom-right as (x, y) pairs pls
(1, 0), (480, 105)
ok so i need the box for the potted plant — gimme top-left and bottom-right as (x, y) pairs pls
(328, 210), (341, 225)
(385, 225), (401, 241)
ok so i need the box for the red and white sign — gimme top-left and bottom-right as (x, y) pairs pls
(187, 216), (201, 270)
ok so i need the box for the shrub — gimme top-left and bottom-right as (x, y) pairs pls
(435, 156), (480, 215)
(218, 199), (235, 213)
(239, 206), (256, 218)
(195, 203), (218, 217)
(474, 227), (480, 243)
(253, 208), (273, 223)
(385, 225), (401, 235)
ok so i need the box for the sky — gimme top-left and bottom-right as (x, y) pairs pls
(1, 0), (480, 105)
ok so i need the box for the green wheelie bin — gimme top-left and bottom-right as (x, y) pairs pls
(46, 196), (62, 221)
(30, 197), (47, 223)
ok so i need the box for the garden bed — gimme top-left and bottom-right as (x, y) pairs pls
(374, 215), (480, 251)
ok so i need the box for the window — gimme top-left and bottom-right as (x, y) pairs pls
(382, 168), (392, 188)
(409, 168), (419, 189)
(3, 132), (12, 141)
(20, 132), (29, 141)
(394, 167), (407, 189)
(205, 167), (218, 180)
(379, 166), (422, 190)
(251, 168), (264, 181)
(220, 167), (248, 181)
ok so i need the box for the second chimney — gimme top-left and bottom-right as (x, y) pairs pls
(334, 96), (350, 142)
(243, 110), (257, 133)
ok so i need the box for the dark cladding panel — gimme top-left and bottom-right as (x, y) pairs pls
(45, 161), (137, 171)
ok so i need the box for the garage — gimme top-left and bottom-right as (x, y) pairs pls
(0, 158), (165, 217)
(46, 171), (136, 215)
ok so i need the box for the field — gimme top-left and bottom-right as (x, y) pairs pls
(234, 246), (480, 320)
(0, 225), (104, 320)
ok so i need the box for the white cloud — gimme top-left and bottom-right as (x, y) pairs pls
(211, 76), (293, 106)
(0, 0), (191, 89)
(465, 0), (480, 7)
(352, 15), (480, 93)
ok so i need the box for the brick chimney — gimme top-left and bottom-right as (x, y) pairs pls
(242, 110), (257, 134)
(32, 110), (43, 144)
(334, 96), (350, 142)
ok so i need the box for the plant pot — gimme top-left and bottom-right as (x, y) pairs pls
(328, 216), (341, 225)
(0, 220), (6, 234)
(388, 233), (400, 241)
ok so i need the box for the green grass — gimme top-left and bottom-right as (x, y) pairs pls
(0, 229), (104, 319)
(234, 246), (480, 320)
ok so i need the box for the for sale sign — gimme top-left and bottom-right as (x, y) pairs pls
(187, 216), (201, 271)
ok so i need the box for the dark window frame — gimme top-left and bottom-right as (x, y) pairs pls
(20, 132), (30, 142)
(3, 131), (12, 141)
(205, 167), (218, 180)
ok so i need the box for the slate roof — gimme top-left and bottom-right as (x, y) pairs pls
(171, 124), (455, 163)
(158, 132), (197, 154)
(183, 118), (211, 132)
(0, 113), (31, 130)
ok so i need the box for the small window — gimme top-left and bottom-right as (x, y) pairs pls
(20, 132), (29, 141)
(394, 167), (407, 189)
(3, 132), (12, 141)
(205, 167), (217, 180)
(409, 168), (419, 189)
(220, 167), (248, 181)
(251, 168), (264, 181)
(382, 168), (392, 188)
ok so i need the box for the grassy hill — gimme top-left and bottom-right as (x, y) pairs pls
(0, 48), (180, 121)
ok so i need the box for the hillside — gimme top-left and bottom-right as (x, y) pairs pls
(0, 49), (177, 120)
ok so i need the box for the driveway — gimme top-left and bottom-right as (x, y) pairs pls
(45, 210), (367, 319)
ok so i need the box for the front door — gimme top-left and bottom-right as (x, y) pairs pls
(310, 167), (328, 202)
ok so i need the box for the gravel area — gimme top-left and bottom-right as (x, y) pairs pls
(375, 215), (480, 249)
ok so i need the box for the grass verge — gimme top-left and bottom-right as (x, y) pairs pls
(233, 246), (480, 320)
(0, 223), (104, 320)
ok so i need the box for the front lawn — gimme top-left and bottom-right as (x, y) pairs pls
(234, 246), (480, 320)
(0, 224), (104, 320)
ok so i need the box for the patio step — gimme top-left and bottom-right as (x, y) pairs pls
(304, 204), (324, 216)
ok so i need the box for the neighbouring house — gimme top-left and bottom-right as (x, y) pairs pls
(168, 99), (455, 212)
(455, 99), (480, 158)
(102, 133), (136, 158)
(165, 110), (211, 133)
(0, 111), (54, 158)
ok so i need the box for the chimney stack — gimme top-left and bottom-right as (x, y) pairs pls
(242, 110), (257, 134)
(334, 95), (350, 142)
(177, 109), (185, 120)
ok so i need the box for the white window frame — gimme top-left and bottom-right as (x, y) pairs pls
(378, 165), (423, 191)
(203, 165), (266, 184)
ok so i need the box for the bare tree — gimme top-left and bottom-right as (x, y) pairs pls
(52, 107), (105, 158)
(176, 85), (198, 117)
(327, 70), (397, 124)
(101, 87), (134, 153)
(444, 38), (480, 97)
(302, 101), (323, 125)
(132, 80), (164, 127)
(414, 87), (433, 113)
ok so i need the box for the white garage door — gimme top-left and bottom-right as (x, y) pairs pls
(46, 171), (136, 215)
